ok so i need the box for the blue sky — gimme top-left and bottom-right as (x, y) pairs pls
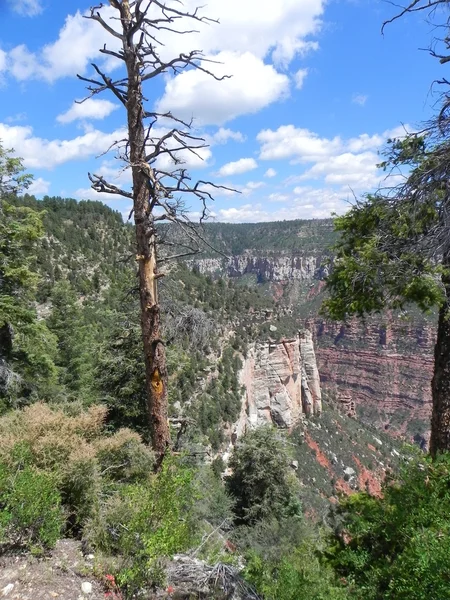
(0, 0), (443, 222)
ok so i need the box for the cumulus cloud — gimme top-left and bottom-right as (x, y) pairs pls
(257, 124), (412, 193)
(154, 0), (325, 65)
(216, 157), (258, 177)
(211, 128), (246, 144)
(293, 68), (308, 89)
(57, 99), (119, 124)
(5, 6), (120, 82)
(264, 168), (277, 178)
(2, 1), (324, 127)
(28, 177), (50, 195)
(258, 125), (341, 162)
(0, 122), (127, 169)
(217, 186), (354, 223)
(0, 50), (6, 72)
(156, 52), (289, 126)
(8, 0), (43, 16)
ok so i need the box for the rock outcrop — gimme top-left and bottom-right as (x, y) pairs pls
(234, 330), (321, 438)
(192, 253), (326, 282)
(307, 317), (435, 445)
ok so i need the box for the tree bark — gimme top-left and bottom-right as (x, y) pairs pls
(430, 251), (450, 457)
(122, 1), (170, 462)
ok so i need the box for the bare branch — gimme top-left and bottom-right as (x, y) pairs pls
(88, 172), (133, 199)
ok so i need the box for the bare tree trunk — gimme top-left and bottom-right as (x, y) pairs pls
(430, 251), (450, 456)
(123, 5), (170, 462)
(83, 1), (229, 463)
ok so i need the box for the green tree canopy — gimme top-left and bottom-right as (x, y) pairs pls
(226, 427), (301, 525)
(0, 144), (58, 407)
(323, 131), (450, 456)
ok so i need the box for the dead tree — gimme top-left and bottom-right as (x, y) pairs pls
(79, 0), (229, 465)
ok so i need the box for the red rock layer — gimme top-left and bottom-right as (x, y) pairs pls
(306, 316), (435, 445)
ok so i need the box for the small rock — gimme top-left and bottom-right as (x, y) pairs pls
(81, 582), (92, 595)
(344, 467), (355, 477)
(373, 437), (383, 446)
(86, 554), (95, 560)
(269, 324), (277, 332)
(1, 584), (14, 597)
(290, 460), (299, 470)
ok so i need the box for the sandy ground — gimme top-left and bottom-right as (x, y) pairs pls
(0, 539), (105, 600)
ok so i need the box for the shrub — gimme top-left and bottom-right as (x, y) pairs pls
(85, 456), (198, 594)
(327, 453), (450, 599)
(244, 543), (349, 600)
(0, 403), (154, 535)
(226, 427), (301, 525)
(0, 463), (64, 553)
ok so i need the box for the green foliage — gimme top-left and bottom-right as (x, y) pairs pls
(0, 143), (33, 194)
(0, 462), (64, 553)
(0, 403), (154, 535)
(237, 517), (348, 600)
(327, 454), (450, 599)
(323, 134), (450, 322)
(226, 427), (301, 525)
(244, 543), (348, 600)
(86, 456), (197, 593)
(0, 172), (58, 406)
(323, 195), (444, 321)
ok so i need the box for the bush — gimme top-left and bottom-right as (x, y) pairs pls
(85, 456), (198, 594)
(0, 403), (154, 535)
(244, 543), (349, 600)
(0, 463), (64, 553)
(327, 453), (450, 599)
(226, 427), (301, 525)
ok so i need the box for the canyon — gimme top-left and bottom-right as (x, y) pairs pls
(194, 243), (436, 446)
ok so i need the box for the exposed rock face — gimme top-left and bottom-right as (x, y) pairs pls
(192, 253), (325, 282)
(234, 330), (321, 438)
(306, 317), (435, 445)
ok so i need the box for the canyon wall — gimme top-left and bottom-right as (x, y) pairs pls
(192, 252), (327, 282)
(194, 248), (436, 445)
(306, 317), (435, 445)
(233, 330), (322, 439)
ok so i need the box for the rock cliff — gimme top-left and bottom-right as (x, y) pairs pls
(192, 253), (326, 282)
(233, 330), (322, 439)
(307, 316), (435, 446)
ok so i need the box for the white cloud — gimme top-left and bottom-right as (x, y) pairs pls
(299, 151), (380, 190)
(28, 177), (50, 195)
(5, 112), (27, 123)
(216, 186), (354, 222)
(294, 68), (308, 89)
(8, 0), (43, 16)
(5, 6), (120, 83)
(268, 193), (290, 203)
(156, 0), (325, 66)
(0, 50), (6, 72)
(0, 122), (127, 169)
(216, 157), (258, 177)
(211, 128), (246, 144)
(156, 52), (289, 126)
(257, 124), (413, 193)
(258, 125), (341, 162)
(352, 93), (368, 106)
(264, 168), (277, 178)
(57, 99), (120, 124)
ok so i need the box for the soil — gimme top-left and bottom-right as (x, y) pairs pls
(0, 539), (105, 599)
